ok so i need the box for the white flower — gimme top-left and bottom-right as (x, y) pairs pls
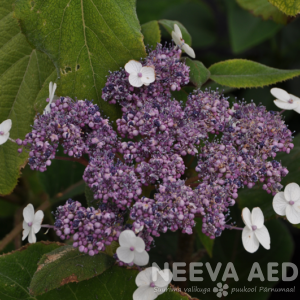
(273, 183), (300, 224)
(116, 230), (149, 266)
(22, 204), (44, 243)
(133, 266), (172, 300)
(44, 81), (57, 114)
(124, 60), (155, 88)
(241, 207), (270, 253)
(171, 24), (195, 58)
(0, 119), (12, 145)
(270, 88), (300, 113)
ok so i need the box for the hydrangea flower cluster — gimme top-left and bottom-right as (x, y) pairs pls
(18, 43), (293, 257)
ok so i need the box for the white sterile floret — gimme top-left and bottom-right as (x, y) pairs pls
(133, 266), (173, 300)
(273, 183), (300, 224)
(270, 88), (300, 113)
(44, 81), (57, 114)
(241, 207), (270, 253)
(22, 204), (44, 243)
(116, 230), (149, 266)
(171, 24), (195, 59)
(125, 60), (155, 88)
(0, 119), (12, 145)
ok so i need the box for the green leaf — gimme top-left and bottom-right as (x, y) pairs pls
(226, 0), (282, 53)
(195, 218), (214, 257)
(209, 59), (300, 88)
(158, 19), (192, 46)
(30, 245), (115, 295)
(236, 0), (289, 24)
(184, 58), (210, 88)
(190, 208), (294, 300)
(268, 0), (300, 16)
(15, 0), (146, 120)
(0, 241), (193, 300)
(141, 21), (161, 48)
(0, 242), (62, 299)
(0, 0), (56, 195)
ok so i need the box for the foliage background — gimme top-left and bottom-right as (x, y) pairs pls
(0, 0), (300, 299)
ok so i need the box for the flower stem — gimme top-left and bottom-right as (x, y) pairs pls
(55, 156), (89, 166)
(185, 176), (199, 185)
(225, 225), (243, 231)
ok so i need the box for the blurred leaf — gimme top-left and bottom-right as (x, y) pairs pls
(268, 0), (300, 16)
(15, 0), (146, 120)
(30, 245), (115, 295)
(209, 59), (300, 88)
(136, 0), (186, 24)
(236, 0), (289, 24)
(0, 0), (55, 195)
(159, 19), (192, 46)
(0, 200), (18, 218)
(190, 208), (294, 300)
(161, 2), (217, 48)
(226, 0), (282, 53)
(141, 21), (161, 48)
(184, 58), (210, 87)
(85, 184), (96, 207)
(0, 242), (62, 299)
(195, 218), (214, 257)
(38, 148), (85, 199)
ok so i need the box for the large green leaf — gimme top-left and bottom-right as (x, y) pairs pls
(0, 242), (192, 300)
(158, 19), (192, 46)
(141, 20), (161, 48)
(15, 0), (146, 120)
(0, 242), (62, 299)
(268, 0), (300, 16)
(0, 0), (56, 195)
(184, 58), (210, 88)
(226, 0), (282, 53)
(30, 245), (115, 295)
(209, 59), (300, 88)
(236, 0), (289, 24)
(190, 208), (294, 300)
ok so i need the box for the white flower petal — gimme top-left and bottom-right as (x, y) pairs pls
(254, 225), (270, 250)
(133, 236), (146, 252)
(28, 229), (36, 243)
(125, 60), (142, 74)
(273, 100), (298, 110)
(285, 205), (300, 224)
(129, 73), (143, 87)
(133, 286), (157, 300)
(154, 285), (168, 296)
(270, 88), (290, 102)
(273, 192), (288, 216)
(119, 230), (136, 247)
(44, 103), (51, 115)
(133, 250), (149, 266)
(242, 226), (260, 253)
(0, 119), (12, 133)
(32, 210), (44, 234)
(251, 207), (264, 229)
(293, 104), (300, 114)
(284, 183), (300, 202)
(116, 247), (134, 263)
(136, 267), (154, 287)
(289, 94), (300, 103)
(241, 207), (252, 229)
(155, 269), (173, 287)
(0, 133), (10, 145)
(141, 67), (155, 84)
(174, 24), (182, 38)
(23, 204), (35, 224)
(294, 200), (300, 213)
(49, 81), (53, 97)
(22, 221), (30, 241)
(50, 83), (57, 101)
(182, 44), (195, 58)
(171, 31), (183, 47)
